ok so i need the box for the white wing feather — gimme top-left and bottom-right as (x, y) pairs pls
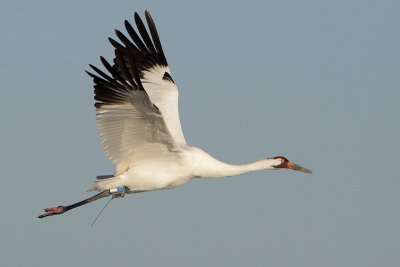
(96, 109), (180, 175)
(141, 65), (187, 145)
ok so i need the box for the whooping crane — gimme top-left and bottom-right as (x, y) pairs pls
(39, 11), (311, 219)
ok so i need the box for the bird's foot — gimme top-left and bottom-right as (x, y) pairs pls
(38, 206), (66, 218)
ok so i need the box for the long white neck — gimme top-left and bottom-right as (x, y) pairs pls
(191, 148), (277, 178)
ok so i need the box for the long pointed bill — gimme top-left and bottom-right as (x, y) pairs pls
(287, 161), (312, 174)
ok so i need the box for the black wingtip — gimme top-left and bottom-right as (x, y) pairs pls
(85, 70), (95, 78)
(88, 64), (97, 70)
(89, 10), (172, 108)
(100, 57), (112, 71)
(108, 37), (125, 51)
(115, 29), (136, 50)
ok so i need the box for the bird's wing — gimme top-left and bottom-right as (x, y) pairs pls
(115, 11), (186, 145)
(87, 11), (184, 174)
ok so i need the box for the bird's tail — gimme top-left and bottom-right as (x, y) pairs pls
(88, 176), (124, 192)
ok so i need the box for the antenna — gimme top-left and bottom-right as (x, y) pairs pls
(91, 186), (126, 227)
(91, 197), (113, 227)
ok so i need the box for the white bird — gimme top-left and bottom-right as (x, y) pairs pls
(39, 11), (311, 219)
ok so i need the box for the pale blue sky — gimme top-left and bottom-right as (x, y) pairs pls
(1, 0), (399, 266)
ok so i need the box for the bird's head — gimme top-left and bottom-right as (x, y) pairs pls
(269, 156), (312, 174)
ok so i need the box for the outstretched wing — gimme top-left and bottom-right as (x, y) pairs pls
(113, 11), (186, 145)
(86, 11), (184, 174)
